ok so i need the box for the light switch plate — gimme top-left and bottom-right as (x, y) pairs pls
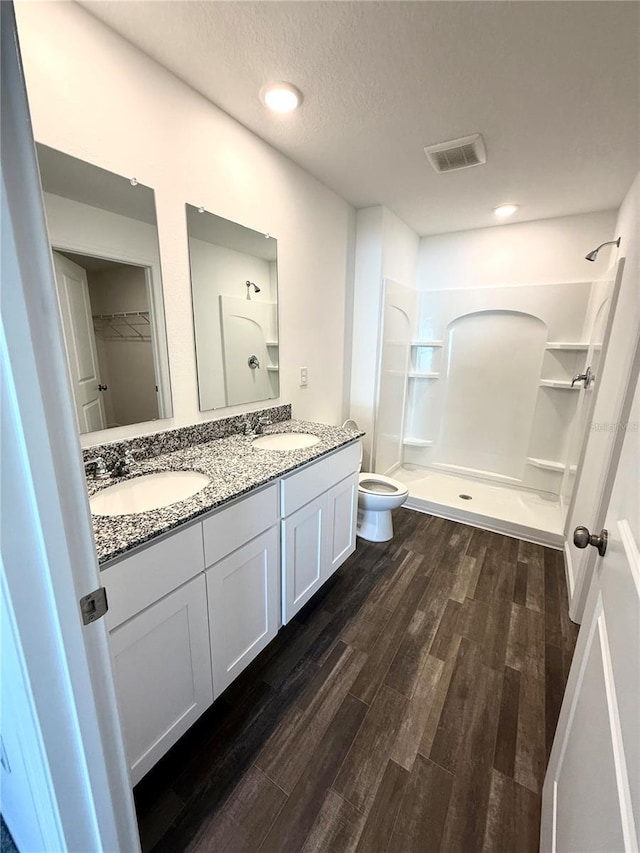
(299, 366), (308, 387)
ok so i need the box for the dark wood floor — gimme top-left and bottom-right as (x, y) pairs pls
(134, 509), (579, 853)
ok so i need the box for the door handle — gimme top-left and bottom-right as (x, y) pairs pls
(573, 525), (608, 557)
(571, 365), (594, 389)
(98, 384), (108, 391)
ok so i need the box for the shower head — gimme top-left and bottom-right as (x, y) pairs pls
(245, 280), (261, 294)
(585, 237), (621, 262)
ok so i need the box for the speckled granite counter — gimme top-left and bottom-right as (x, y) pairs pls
(89, 419), (362, 566)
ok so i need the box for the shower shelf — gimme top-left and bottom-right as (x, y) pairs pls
(266, 366), (279, 372)
(539, 379), (580, 390)
(527, 457), (566, 472)
(408, 371), (440, 379)
(403, 437), (433, 447)
(411, 340), (443, 347)
(266, 340), (279, 347)
(545, 342), (589, 351)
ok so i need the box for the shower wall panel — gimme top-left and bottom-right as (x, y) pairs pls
(373, 280), (415, 475)
(404, 281), (593, 494)
(437, 311), (546, 480)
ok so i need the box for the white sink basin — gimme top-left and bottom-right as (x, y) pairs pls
(252, 432), (320, 451)
(90, 471), (211, 516)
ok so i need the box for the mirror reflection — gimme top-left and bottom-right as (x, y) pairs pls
(186, 205), (279, 410)
(36, 144), (172, 435)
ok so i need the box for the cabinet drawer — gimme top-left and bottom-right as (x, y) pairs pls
(203, 483), (278, 567)
(280, 441), (361, 517)
(103, 523), (204, 630)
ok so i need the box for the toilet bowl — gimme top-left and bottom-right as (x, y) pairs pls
(342, 420), (409, 542)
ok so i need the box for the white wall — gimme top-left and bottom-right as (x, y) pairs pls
(349, 205), (419, 467)
(416, 210), (618, 290)
(16, 2), (354, 445)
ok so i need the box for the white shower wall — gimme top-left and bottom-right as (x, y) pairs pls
(372, 280), (416, 474)
(404, 282), (593, 494)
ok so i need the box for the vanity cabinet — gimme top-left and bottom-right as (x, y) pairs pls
(101, 440), (360, 784)
(282, 494), (326, 621)
(281, 443), (360, 623)
(103, 525), (212, 786)
(202, 484), (280, 695)
(326, 473), (359, 575)
(207, 527), (279, 694)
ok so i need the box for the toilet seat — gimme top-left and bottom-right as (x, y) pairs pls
(358, 473), (408, 496)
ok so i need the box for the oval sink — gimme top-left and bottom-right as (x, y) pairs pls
(252, 432), (320, 451)
(90, 471), (211, 516)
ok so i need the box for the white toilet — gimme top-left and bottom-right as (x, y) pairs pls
(343, 420), (409, 542)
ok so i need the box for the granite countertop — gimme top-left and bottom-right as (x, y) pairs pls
(89, 419), (362, 567)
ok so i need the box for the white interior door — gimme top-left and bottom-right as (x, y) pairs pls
(2, 6), (139, 849)
(541, 341), (640, 852)
(52, 251), (106, 432)
(564, 258), (627, 618)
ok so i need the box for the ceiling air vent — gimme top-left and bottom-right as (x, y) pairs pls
(424, 133), (487, 174)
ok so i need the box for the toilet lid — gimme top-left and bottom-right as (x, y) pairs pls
(359, 478), (400, 495)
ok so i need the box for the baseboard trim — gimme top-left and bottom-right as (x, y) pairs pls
(403, 494), (564, 549)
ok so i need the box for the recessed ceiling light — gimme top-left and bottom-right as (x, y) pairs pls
(260, 82), (303, 113)
(493, 203), (519, 218)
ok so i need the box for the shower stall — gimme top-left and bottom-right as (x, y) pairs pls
(371, 275), (615, 546)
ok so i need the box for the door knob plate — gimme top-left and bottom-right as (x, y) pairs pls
(573, 525), (608, 557)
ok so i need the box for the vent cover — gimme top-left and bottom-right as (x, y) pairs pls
(424, 133), (487, 174)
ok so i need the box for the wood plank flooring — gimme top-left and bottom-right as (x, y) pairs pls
(134, 509), (579, 853)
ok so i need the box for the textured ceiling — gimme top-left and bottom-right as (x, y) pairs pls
(79, 1), (639, 236)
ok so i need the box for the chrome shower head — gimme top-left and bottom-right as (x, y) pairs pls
(585, 237), (621, 262)
(245, 280), (261, 294)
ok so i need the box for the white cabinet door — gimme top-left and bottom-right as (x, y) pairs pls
(325, 472), (358, 578)
(109, 574), (213, 786)
(207, 527), (279, 694)
(282, 494), (327, 623)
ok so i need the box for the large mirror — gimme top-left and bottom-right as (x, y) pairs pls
(186, 205), (279, 410)
(36, 144), (173, 435)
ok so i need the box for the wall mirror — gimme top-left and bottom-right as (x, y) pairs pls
(36, 143), (173, 435)
(186, 204), (279, 410)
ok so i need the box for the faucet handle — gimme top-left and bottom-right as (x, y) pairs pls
(258, 416), (271, 427)
(84, 456), (109, 480)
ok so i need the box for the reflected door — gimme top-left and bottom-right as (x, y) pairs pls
(52, 252), (105, 432)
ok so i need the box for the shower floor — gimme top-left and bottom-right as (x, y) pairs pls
(395, 466), (564, 548)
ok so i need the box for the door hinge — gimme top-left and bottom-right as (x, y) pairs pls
(79, 587), (109, 625)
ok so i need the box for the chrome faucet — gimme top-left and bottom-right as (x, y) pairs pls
(255, 417), (271, 435)
(242, 418), (256, 437)
(84, 456), (110, 480)
(113, 450), (137, 477)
